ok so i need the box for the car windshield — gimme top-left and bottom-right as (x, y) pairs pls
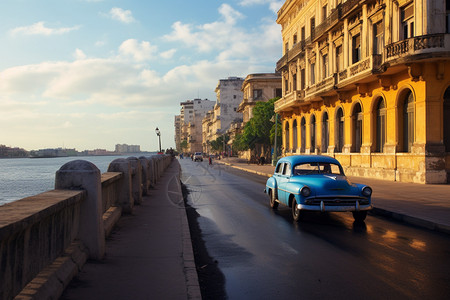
(293, 162), (343, 175)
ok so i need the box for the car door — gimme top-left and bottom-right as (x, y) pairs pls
(277, 162), (291, 205)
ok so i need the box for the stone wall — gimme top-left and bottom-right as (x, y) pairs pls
(0, 155), (173, 300)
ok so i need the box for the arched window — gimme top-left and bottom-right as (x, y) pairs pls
(335, 108), (344, 153)
(444, 87), (450, 153)
(301, 117), (306, 153)
(293, 119), (298, 152)
(322, 112), (329, 153)
(285, 122), (290, 151)
(398, 90), (415, 152)
(375, 98), (386, 152)
(311, 114), (316, 152)
(352, 103), (363, 152)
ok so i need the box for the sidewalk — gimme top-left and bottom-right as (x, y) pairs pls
(217, 157), (450, 235)
(61, 160), (201, 300)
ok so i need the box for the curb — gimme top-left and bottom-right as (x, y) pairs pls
(173, 161), (202, 300)
(216, 161), (450, 235)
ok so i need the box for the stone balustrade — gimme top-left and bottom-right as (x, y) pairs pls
(0, 154), (173, 300)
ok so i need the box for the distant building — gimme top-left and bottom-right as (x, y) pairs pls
(174, 115), (182, 151)
(0, 145), (28, 158)
(235, 73), (282, 159)
(176, 98), (215, 153)
(238, 73), (282, 125)
(115, 144), (140, 153)
(211, 77), (244, 143)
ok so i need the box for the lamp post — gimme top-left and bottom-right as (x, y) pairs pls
(155, 127), (162, 153)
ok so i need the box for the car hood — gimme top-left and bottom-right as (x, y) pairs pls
(291, 175), (357, 195)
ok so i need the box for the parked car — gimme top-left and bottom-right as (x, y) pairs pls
(193, 152), (203, 162)
(265, 155), (372, 222)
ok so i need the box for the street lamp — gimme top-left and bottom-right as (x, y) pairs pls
(155, 127), (162, 153)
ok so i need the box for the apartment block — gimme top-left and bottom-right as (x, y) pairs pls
(177, 98), (215, 153)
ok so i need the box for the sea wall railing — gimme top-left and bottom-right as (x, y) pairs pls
(0, 154), (173, 300)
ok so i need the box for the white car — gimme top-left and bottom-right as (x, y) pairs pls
(193, 152), (203, 161)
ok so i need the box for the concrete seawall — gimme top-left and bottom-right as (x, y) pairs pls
(0, 155), (173, 300)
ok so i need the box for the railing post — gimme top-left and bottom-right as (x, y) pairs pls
(139, 156), (150, 195)
(127, 157), (143, 205)
(108, 158), (133, 214)
(55, 160), (105, 260)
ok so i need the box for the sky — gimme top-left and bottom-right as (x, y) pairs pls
(0, 0), (283, 152)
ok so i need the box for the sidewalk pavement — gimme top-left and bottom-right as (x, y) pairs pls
(61, 160), (201, 300)
(217, 157), (450, 235)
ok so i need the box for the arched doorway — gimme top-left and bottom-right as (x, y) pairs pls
(374, 98), (386, 153)
(352, 103), (363, 152)
(322, 112), (329, 153)
(310, 114), (316, 152)
(398, 89), (415, 152)
(301, 117), (306, 153)
(335, 108), (344, 153)
(292, 119), (298, 153)
(285, 122), (290, 152)
(444, 87), (450, 153)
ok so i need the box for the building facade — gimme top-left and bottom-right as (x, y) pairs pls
(276, 0), (450, 183)
(236, 73), (282, 159)
(210, 77), (245, 141)
(177, 98), (215, 153)
(238, 73), (283, 124)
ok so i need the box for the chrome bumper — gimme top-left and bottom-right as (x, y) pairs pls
(297, 202), (373, 212)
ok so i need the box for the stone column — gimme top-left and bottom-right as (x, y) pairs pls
(139, 156), (150, 195)
(108, 158), (133, 214)
(127, 157), (143, 205)
(55, 160), (105, 260)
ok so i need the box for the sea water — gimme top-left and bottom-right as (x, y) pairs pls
(0, 155), (152, 206)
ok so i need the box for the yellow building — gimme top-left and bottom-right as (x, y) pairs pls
(275, 0), (450, 183)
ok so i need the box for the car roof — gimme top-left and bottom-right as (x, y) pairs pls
(277, 155), (340, 165)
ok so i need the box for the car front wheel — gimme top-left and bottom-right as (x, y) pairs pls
(291, 198), (303, 222)
(352, 211), (367, 222)
(269, 189), (278, 209)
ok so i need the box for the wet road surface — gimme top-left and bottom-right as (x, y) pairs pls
(180, 159), (450, 300)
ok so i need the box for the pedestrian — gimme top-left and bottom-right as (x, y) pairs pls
(209, 156), (212, 165)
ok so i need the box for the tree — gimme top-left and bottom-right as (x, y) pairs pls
(179, 140), (188, 152)
(232, 97), (281, 155)
(210, 134), (229, 152)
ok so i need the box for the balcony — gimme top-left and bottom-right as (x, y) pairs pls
(312, 7), (340, 42)
(274, 90), (305, 112)
(385, 33), (448, 63)
(305, 74), (336, 99)
(276, 41), (305, 71)
(336, 54), (382, 87)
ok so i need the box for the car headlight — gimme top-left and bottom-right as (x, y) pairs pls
(301, 186), (311, 197)
(362, 186), (372, 197)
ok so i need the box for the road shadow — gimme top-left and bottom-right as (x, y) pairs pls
(182, 182), (227, 300)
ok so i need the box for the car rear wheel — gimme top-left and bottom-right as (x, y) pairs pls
(291, 198), (303, 222)
(352, 211), (367, 222)
(269, 189), (278, 209)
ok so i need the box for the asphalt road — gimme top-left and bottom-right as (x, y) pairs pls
(179, 158), (450, 300)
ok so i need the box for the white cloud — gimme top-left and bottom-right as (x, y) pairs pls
(160, 49), (177, 59)
(239, 0), (283, 13)
(118, 39), (157, 61)
(74, 49), (87, 60)
(10, 22), (80, 36)
(109, 7), (135, 24)
(164, 4), (281, 63)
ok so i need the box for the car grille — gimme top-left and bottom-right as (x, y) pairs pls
(306, 197), (368, 206)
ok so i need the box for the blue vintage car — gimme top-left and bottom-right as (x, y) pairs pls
(265, 155), (372, 222)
